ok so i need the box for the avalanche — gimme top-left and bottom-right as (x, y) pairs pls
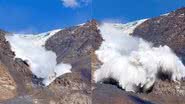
(94, 20), (185, 92)
(5, 29), (72, 86)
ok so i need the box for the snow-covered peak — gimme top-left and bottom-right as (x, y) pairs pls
(104, 19), (147, 35)
(14, 29), (61, 46)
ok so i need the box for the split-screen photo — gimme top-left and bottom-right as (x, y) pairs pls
(0, 0), (185, 104)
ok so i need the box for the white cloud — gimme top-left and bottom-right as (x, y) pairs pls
(61, 0), (91, 8)
(62, 0), (79, 8)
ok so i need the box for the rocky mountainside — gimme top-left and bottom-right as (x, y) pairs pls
(0, 22), (97, 104)
(0, 7), (185, 104)
(132, 7), (185, 64)
(45, 20), (103, 82)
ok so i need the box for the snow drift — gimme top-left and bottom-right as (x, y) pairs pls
(94, 20), (185, 92)
(5, 29), (71, 86)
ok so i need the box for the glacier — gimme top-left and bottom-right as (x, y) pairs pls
(94, 20), (185, 92)
(5, 29), (72, 86)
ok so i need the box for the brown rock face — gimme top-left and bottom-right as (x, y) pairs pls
(152, 80), (185, 96)
(48, 73), (92, 104)
(45, 20), (102, 63)
(0, 64), (16, 101)
(93, 84), (139, 104)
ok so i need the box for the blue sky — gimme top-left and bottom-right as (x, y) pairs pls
(0, 0), (92, 33)
(93, 0), (185, 23)
(0, 0), (185, 33)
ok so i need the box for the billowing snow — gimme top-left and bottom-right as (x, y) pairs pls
(94, 20), (185, 92)
(5, 29), (71, 86)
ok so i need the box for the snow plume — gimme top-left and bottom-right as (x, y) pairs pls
(94, 20), (185, 92)
(5, 31), (71, 86)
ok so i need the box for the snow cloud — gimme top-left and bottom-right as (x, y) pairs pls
(5, 31), (72, 86)
(61, 0), (91, 8)
(94, 21), (185, 92)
